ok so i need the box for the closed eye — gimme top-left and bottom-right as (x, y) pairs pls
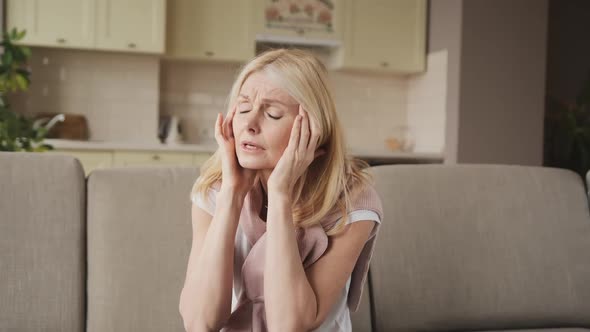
(238, 110), (282, 120)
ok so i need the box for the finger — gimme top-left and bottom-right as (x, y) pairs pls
(226, 106), (236, 139)
(306, 112), (320, 154)
(221, 108), (232, 139)
(214, 113), (223, 143)
(299, 108), (311, 153)
(289, 114), (302, 152)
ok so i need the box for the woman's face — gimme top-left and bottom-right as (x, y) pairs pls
(232, 71), (300, 170)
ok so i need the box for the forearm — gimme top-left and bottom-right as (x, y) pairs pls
(180, 190), (244, 331)
(264, 193), (317, 331)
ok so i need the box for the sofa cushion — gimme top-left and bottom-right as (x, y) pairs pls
(0, 152), (86, 331)
(369, 164), (590, 332)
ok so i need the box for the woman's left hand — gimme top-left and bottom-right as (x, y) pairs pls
(267, 105), (325, 199)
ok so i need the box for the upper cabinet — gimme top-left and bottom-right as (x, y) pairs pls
(96, 0), (166, 53)
(6, 0), (426, 73)
(336, 0), (426, 73)
(7, 0), (95, 49)
(166, 0), (255, 62)
(6, 0), (166, 54)
(252, 0), (342, 45)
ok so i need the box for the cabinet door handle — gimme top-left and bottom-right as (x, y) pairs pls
(380, 61), (389, 68)
(56, 38), (66, 44)
(205, 51), (214, 57)
(152, 155), (161, 161)
(128, 42), (137, 48)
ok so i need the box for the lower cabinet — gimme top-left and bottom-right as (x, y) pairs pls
(49, 149), (213, 176)
(113, 151), (194, 167)
(193, 153), (212, 167)
(49, 150), (113, 175)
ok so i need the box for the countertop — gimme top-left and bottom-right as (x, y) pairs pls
(45, 139), (444, 163)
(45, 139), (218, 153)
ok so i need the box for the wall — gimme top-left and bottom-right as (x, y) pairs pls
(458, 0), (547, 165)
(428, 0), (462, 164)
(429, 0), (548, 166)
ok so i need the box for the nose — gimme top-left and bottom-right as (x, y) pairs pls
(244, 103), (263, 134)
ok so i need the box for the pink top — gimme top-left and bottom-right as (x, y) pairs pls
(191, 178), (383, 331)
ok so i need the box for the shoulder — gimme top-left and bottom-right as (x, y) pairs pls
(320, 181), (383, 233)
(349, 181), (383, 221)
(190, 178), (222, 216)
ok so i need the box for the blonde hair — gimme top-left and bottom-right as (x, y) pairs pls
(191, 48), (372, 236)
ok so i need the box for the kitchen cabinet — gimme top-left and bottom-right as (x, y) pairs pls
(336, 0), (426, 73)
(113, 151), (194, 167)
(49, 149), (113, 176)
(6, 0), (95, 49)
(193, 153), (211, 167)
(252, 0), (343, 45)
(48, 148), (213, 175)
(166, 0), (255, 62)
(96, 0), (166, 53)
(6, 0), (165, 54)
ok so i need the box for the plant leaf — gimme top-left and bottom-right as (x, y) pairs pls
(15, 73), (28, 90)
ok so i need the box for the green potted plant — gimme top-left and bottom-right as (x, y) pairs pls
(544, 71), (590, 179)
(0, 28), (57, 152)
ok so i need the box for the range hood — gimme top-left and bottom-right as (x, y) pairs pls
(255, 33), (342, 48)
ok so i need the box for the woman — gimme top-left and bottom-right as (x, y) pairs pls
(179, 49), (383, 332)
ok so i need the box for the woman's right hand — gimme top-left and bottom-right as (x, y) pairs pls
(215, 104), (258, 198)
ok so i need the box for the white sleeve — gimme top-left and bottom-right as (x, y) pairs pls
(190, 190), (216, 216)
(340, 209), (381, 239)
(345, 209), (381, 225)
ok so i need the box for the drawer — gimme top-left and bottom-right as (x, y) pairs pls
(193, 152), (213, 167)
(113, 151), (194, 167)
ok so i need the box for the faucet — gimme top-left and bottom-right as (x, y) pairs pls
(32, 113), (66, 131)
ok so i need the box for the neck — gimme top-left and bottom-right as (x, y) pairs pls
(258, 170), (271, 221)
(259, 170), (271, 199)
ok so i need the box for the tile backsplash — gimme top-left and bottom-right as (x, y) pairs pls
(160, 61), (408, 152)
(11, 48), (446, 154)
(11, 48), (161, 144)
(159, 61), (242, 145)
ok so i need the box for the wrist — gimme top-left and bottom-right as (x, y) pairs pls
(217, 188), (246, 209)
(267, 190), (292, 206)
(219, 183), (248, 198)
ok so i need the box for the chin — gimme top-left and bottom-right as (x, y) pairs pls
(237, 154), (271, 169)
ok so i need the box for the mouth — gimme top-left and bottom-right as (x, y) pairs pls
(241, 142), (264, 152)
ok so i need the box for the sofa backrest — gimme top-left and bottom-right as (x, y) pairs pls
(86, 166), (198, 332)
(351, 277), (373, 331)
(369, 164), (590, 332)
(85, 165), (373, 331)
(0, 152), (86, 331)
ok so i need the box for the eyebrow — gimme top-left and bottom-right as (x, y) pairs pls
(238, 94), (292, 107)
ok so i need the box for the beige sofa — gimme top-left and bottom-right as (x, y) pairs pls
(2, 152), (590, 332)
